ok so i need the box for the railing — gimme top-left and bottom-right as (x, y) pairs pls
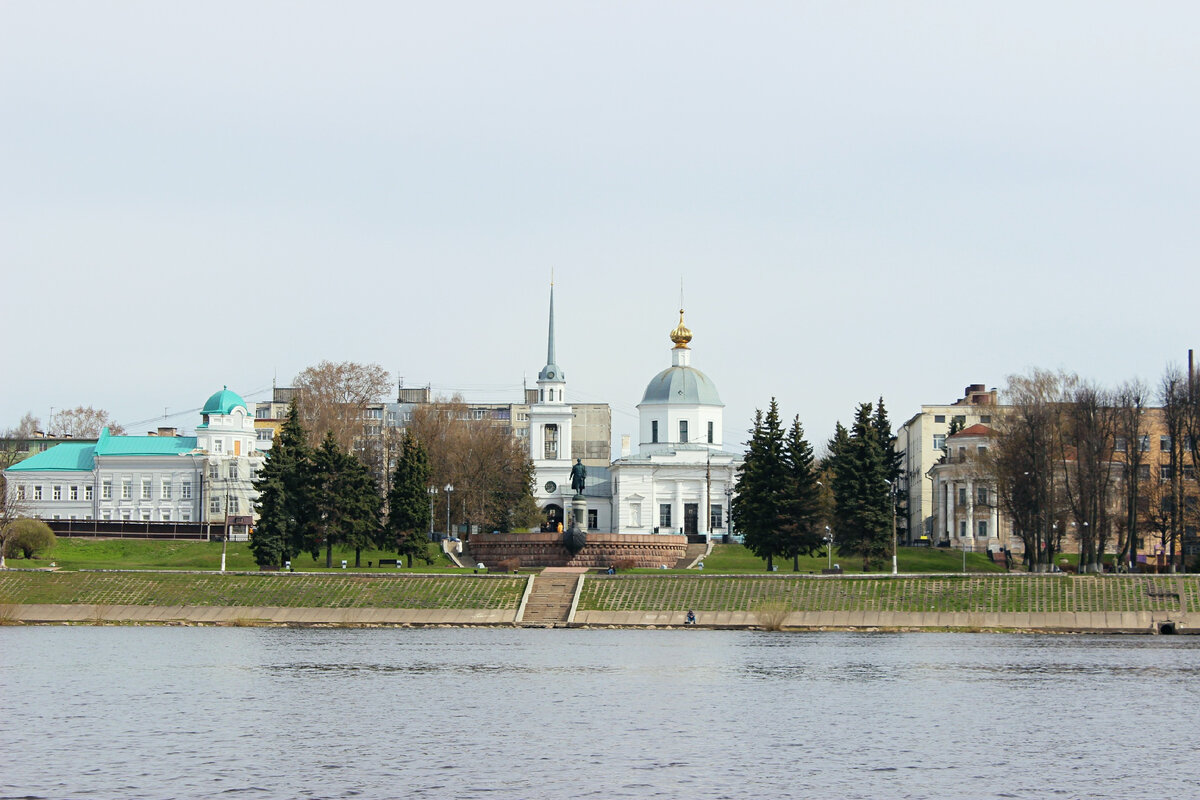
(45, 519), (213, 540)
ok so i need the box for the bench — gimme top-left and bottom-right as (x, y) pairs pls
(990, 551), (1009, 570)
(821, 567), (843, 575)
(378, 558), (400, 566)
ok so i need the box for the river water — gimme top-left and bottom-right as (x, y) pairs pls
(2, 628), (1198, 799)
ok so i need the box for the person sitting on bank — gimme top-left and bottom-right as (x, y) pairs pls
(685, 610), (697, 625)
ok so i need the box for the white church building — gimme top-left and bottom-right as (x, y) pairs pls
(527, 288), (741, 538)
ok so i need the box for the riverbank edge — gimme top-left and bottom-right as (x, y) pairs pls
(3, 603), (1194, 633)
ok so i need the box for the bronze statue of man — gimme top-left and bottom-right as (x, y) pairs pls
(570, 458), (587, 494)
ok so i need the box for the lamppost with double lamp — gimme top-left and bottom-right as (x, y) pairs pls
(824, 525), (833, 570)
(889, 480), (898, 575)
(444, 483), (454, 539)
(723, 486), (733, 544)
(427, 486), (437, 540)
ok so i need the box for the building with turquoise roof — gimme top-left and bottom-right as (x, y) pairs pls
(4, 388), (263, 532)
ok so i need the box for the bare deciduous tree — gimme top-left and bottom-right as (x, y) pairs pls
(1057, 382), (1120, 573)
(989, 369), (1074, 571)
(0, 475), (30, 569)
(1114, 379), (1148, 570)
(407, 396), (536, 534)
(3, 412), (41, 438)
(293, 361), (392, 453)
(50, 406), (125, 438)
(1160, 367), (1189, 572)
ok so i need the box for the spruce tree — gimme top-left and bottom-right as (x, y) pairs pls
(387, 431), (434, 567)
(309, 432), (382, 568)
(831, 403), (892, 570)
(781, 415), (823, 571)
(251, 400), (310, 569)
(732, 400), (787, 571)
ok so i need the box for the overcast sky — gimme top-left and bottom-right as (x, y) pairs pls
(4, 2), (1199, 452)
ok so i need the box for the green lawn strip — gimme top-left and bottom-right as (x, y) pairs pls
(575, 575), (1200, 615)
(0, 572), (524, 609)
(697, 544), (1004, 574)
(13, 538), (470, 573)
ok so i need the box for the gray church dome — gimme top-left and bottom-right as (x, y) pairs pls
(640, 365), (723, 406)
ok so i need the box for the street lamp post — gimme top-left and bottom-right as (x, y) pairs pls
(824, 525), (833, 570)
(723, 486), (733, 544)
(444, 483), (454, 539)
(885, 479), (899, 575)
(427, 486), (437, 540)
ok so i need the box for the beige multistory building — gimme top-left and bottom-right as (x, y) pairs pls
(895, 384), (1000, 545)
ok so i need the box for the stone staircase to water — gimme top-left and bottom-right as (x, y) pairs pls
(520, 568), (584, 625)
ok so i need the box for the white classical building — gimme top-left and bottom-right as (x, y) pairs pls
(927, 423), (1015, 552)
(609, 311), (740, 537)
(526, 290), (740, 538)
(4, 387), (263, 533)
(528, 284), (615, 532)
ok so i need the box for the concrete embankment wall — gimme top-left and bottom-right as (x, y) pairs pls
(3, 572), (1197, 632)
(574, 609), (1195, 633)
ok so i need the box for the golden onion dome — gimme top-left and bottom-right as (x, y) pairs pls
(670, 308), (692, 349)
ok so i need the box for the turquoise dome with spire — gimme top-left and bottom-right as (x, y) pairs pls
(201, 386), (248, 415)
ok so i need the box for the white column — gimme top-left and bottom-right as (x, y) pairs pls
(947, 481), (956, 546)
(674, 481), (683, 534)
(966, 478), (975, 551)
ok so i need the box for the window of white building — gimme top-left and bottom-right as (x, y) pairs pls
(710, 504), (723, 530)
(70, 486), (78, 501)
(141, 479), (152, 500)
(933, 434), (946, 450)
(16, 485), (25, 501)
(977, 520), (988, 538)
(141, 510), (151, 521)
(181, 481), (192, 500)
(161, 510), (171, 521)
(34, 485), (42, 500)
(659, 503), (671, 529)
(651, 421), (659, 444)
(121, 479), (132, 500)
(229, 462), (238, 481)
(214, 439), (223, 454)
(53, 485), (62, 501)
(211, 497), (222, 514)
(102, 479), (112, 500)
(707, 421), (714, 444)
(102, 510), (111, 520)
(679, 420), (688, 443)
(161, 479), (171, 499)
(85, 484), (93, 501)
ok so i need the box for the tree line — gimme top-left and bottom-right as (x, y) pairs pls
(732, 398), (899, 572)
(988, 365), (1200, 573)
(251, 393), (541, 570)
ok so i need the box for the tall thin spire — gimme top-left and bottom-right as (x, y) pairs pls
(538, 278), (563, 384)
(547, 281), (556, 367)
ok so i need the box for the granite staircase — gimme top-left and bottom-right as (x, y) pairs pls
(520, 568), (584, 626)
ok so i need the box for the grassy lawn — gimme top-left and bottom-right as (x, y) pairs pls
(695, 544), (1005, 574)
(0, 570), (526, 608)
(11, 537), (471, 573)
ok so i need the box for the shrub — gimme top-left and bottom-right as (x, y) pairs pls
(496, 557), (522, 573)
(753, 598), (791, 631)
(4, 518), (56, 559)
(612, 558), (639, 572)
